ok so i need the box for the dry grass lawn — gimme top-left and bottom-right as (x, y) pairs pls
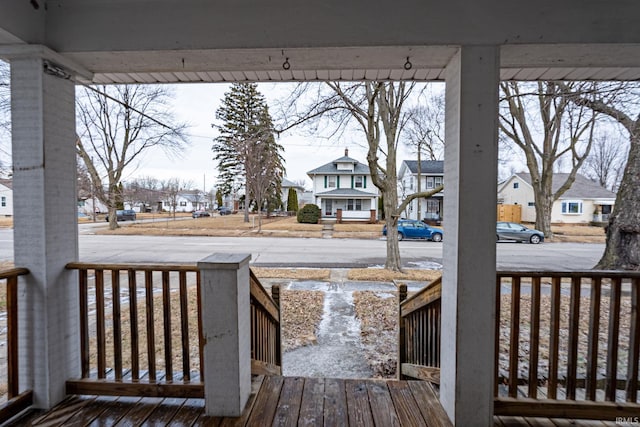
(550, 224), (606, 243)
(347, 268), (441, 282)
(252, 267), (331, 280)
(0, 218), (12, 228)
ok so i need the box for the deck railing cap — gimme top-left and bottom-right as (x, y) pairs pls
(198, 253), (252, 270)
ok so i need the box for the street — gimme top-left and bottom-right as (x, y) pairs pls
(0, 227), (604, 270)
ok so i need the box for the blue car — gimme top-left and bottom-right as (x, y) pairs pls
(382, 219), (443, 242)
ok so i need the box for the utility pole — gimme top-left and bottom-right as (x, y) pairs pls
(91, 156), (97, 222)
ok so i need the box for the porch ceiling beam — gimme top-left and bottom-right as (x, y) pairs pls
(0, 44), (93, 80)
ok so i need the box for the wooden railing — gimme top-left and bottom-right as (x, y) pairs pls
(250, 270), (282, 375)
(0, 267), (32, 423)
(495, 271), (640, 419)
(65, 262), (281, 398)
(398, 271), (640, 420)
(398, 277), (441, 384)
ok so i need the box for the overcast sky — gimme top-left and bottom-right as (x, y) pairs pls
(129, 82), (414, 191)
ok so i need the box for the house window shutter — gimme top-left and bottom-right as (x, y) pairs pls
(351, 176), (354, 188)
(324, 176), (327, 188)
(337, 176), (340, 188)
(364, 176), (367, 188)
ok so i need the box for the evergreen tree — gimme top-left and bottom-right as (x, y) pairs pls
(213, 83), (285, 223)
(287, 187), (299, 212)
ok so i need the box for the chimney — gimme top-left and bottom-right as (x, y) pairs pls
(345, 148), (349, 157)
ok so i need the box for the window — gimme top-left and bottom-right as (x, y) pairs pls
(426, 177), (434, 189)
(355, 176), (364, 188)
(328, 176), (336, 188)
(180, 201), (187, 207)
(1, 196), (5, 207)
(513, 182), (519, 189)
(346, 199), (363, 211)
(409, 177), (414, 190)
(434, 176), (443, 187)
(528, 202), (535, 207)
(561, 201), (583, 214)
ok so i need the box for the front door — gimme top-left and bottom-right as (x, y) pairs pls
(325, 199), (333, 216)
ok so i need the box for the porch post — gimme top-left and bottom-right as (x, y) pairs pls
(10, 57), (80, 408)
(441, 46), (499, 425)
(197, 253), (252, 417)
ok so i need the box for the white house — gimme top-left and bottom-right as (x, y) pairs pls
(398, 160), (444, 222)
(498, 173), (617, 224)
(307, 149), (379, 222)
(163, 191), (210, 212)
(0, 178), (12, 216)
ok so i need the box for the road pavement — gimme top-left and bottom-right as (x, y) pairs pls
(0, 227), (604, 270)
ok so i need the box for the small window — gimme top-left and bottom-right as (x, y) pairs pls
(528, 202), (535, 207)
(328, 176), (337, 188)
(561, 201), (583, 214)
(347, 199), (354, 210)
(513, 182), (519, 189)
(409, 177), (414, 190)
(180, 201), (187, 207)
(434, 176), (443, 187)
(355, 176), (364, 188)
(426, 177), (434, 189)
(356, 199), (362, 210)
(1, 196), (5, 207)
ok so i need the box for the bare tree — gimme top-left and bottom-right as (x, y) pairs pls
(403, 89), (445, 221)
(128, 176), (162, 212)
(499, 81), (598, 238)
(279, 82), (441, 271)
(76, 84), (188, 229)
(581, 130), (627, 192)
(562, 82), (640, 270)
(244, 138), (284, 232)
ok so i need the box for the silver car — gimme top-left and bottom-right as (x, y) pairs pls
(496, 222), (544, 244)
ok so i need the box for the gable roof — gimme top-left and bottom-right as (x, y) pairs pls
(402, 160), (444, 174)
(0, 179), (12, 190)
(307, 154), (370, 175)
(514, 172), (616, 200)
(281, 177), (305, 190)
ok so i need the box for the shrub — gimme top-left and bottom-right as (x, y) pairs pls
(297, 204), (321, 223)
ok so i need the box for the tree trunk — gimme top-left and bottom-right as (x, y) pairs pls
(534, 197), (553, 239)
(596, 130), (640, 270)
(384, 192), (401, 271)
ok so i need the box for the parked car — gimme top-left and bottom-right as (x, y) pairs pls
(192, 210), (211, 218)
(105, 209), (137, 222)
(217, 206), (232, 215)
(497, 222), (544, 244)
(382, 219), (443, 242)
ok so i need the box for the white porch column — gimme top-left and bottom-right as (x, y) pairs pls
(441, 46), (499, 425)
(197, 253), (251, 417)
(10, 57), (79, 408)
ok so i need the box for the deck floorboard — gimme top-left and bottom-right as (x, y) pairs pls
(6, 376), (622, 427)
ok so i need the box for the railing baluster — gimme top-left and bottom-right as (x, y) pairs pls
(145, 270), (156, 381)
(179, 271), (190, 381)
(162, 271), (172, 381)
(566, 276), (581, 399)
(548, 276), (561, 400)
(628, 278), (640, 402)
(96, 269), (106, 379)
(606, 277), (622, 401)
(79, 269), (90, 379)
(197, 271), (204, 379)
(529, 277), (541, 399)
(112, 270), (123, 380)
(128, 269), (139, 381)
(586, 277), (602, 401)
(7, 274), (18, 398)
(509, 276), (521, 398)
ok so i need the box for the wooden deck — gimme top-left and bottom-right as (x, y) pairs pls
(7, 376), (453, 426)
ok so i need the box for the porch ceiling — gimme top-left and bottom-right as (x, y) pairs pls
(38, 44), (640, 84)
(2, 0), (640, 84)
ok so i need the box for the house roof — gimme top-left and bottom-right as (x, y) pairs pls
(315, 188), (377, 197)
(0, 179), (12, 190)
(281, 177), (305, 190)
(514, 173), (616, 200)
(402, 160), (444, 174)
(307, 152), (370, 175)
